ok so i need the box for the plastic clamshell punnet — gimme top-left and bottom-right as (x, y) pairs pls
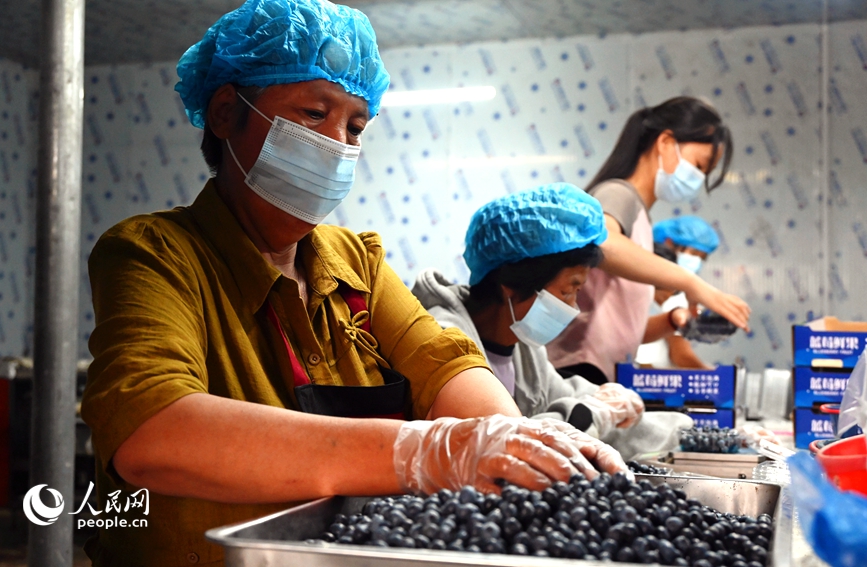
(206, 476), (790, 567)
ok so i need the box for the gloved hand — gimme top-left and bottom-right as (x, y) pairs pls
(736, 423), (781, 447)
(393, 415), (617, 495)
(538, 418), (630, 478)
(596, 383), (644, 427)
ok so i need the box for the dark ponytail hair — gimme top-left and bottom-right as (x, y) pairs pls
(587, 96), (733, 192)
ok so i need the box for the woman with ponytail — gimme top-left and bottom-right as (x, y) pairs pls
(546, 96), (750, 384)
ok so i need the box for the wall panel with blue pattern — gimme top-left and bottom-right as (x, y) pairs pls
(1, 18), (866, 372)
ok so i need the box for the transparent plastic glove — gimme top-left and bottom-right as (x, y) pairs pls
(736, 423), (781, 447)
(577, 396), (617, 438)
(594, 383), (644, 428)
(537, 419), (630, 479)
(394, 415), (601, 495)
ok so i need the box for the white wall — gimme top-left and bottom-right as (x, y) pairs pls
(0, 19), (866, 371)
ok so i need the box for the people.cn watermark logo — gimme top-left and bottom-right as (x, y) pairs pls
(23, 484), (65, 526)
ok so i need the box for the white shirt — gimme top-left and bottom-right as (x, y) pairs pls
(635, 293), (688, 368)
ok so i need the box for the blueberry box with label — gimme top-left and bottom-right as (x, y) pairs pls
(793, 366), (850, 407)
(616, 364), (736, 408)
(792, 317), (867, 369)
(793, 407), (835, 449)
(685, 407), (735, 429)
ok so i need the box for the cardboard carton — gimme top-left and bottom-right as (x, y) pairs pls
(616, 363), (736, 409)
(792, 317), (867, 369)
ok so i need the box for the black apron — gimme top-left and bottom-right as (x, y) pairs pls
(266, 283), (411, 420)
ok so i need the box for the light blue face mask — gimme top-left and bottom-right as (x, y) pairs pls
(677, 252), (703, 274)
(227, 93), (360, 224)
(654, 144), (706, 203)
(508, 290), (580, 348)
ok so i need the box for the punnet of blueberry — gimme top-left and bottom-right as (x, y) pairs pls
(312, 472), (774, 565)
(679, 426), (744, 454)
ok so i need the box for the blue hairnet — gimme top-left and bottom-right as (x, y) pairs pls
(653, 216), (720, 254)
(175, 0), (390, 129)
(464, 183), (608, 286)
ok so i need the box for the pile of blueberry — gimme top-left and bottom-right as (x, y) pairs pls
(679, 427), (743, 454)
(627, 460), (672, 475)
(316, 472), (774, 565)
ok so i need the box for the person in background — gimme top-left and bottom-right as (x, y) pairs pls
(81, 2), (624, 565)
(546, 96), (751, 385)
(413, 184), (692, 460)
(636, 216), (721, 369)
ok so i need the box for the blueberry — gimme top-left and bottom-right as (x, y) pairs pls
(531, 534), (548, 552)
(458, 486), (479, 504)
(658, 539), (679, 564)
(430, 538), (446, 550)
(612, 471), (632, 491)
(480, 522), (500, 540)
(503, 517), (522, 537)
(694, 560), (713, 567)
(517, 501), (535, 524)
(673, 534), (691, 552)
(616, 546), (636, 562)
(600, 537), (619, 555)
(510, 542), (529, 555)
(616, 505), (638, 523)
(566, 540), (587, 558)
(665, 516), (684, 535)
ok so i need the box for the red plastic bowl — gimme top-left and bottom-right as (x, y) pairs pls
(815, 434), (867, 496)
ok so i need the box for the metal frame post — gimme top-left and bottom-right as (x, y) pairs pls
(28, 0), (85, 561)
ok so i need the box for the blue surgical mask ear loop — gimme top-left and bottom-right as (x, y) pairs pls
(507, 295), (517, 324)
(226, 92), (275, 178)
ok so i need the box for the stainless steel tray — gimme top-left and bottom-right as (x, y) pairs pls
(207, 477), (789, 567)
(640, 451), (769, 480)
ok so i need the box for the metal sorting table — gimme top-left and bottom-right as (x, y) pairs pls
(207, 476), (795, 567)
(640, 452), (770, 480)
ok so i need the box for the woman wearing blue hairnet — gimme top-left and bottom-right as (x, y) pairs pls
(80, 1), (623, 564)
(636, 216), (720, 370)
(414, 184), (692, 461)
(547, 97), (751, 384)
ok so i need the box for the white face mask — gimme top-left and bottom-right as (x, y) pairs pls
(654, 144), (706, 203)
(677, 252), (703, 274)
(227, 93), (361, 225)
(508, 290), (580, 348)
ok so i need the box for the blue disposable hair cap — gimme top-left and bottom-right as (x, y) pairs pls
(463, 183), (609, 286)
(175, 0), (391, 129)
(653, 215), (720, 254)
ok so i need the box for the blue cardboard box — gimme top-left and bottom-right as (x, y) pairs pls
(794, 408), (835, 449)
(793, 366), (850, 407)
(616, 364), (736, 409)
(685, 408), (735, 429)
(792, 317), (867, 369)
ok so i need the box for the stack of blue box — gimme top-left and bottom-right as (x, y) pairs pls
(791, 317), (867, 449)
(616, 364), (737, 428)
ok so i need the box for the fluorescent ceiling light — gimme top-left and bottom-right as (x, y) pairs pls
(381, 86), (497, 107)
